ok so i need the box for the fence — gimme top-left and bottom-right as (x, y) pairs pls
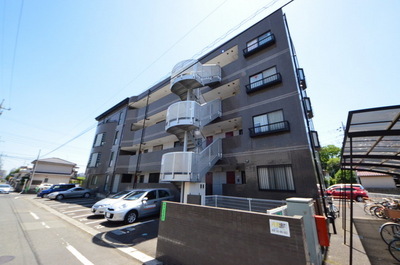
(205, 195), (285, 213)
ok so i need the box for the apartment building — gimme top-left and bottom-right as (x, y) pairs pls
(85, 9), (323, 203)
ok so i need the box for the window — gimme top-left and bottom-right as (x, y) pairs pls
(113, 131), (119, 145)
(108, 152), (115, 167)
(246, 66), (281, 93)
(91, 176), (98, 185)
(121, 174), (132, 183)
(93, 133), (105, 147)
(243, 31), (275, 57)
(252, 110), (285, 134)
(153, 144), (163, 151)
(149, 173), (160, 183)
(158, 189), (171, 198)
(88, 152), (101, 167)
(146, 190), (157, 200)
(258, 165), (295, 191)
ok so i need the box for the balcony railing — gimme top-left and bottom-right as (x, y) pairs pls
(170, 60), (222, 100)
(249, 120), (290, 137)
(160, 139), (222, 182)
(243, 33), (276, 57)
(245, 73), (282, 94)
(165, 99), (222, 133)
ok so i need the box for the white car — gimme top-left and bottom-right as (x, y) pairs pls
(0, 184), (13, 194)
(91, 190), (133, 215)
(105, 188), (175, 224)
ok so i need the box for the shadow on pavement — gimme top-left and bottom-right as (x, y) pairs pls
(353, 217), (400, 265)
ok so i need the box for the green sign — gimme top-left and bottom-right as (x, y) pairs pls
(160, 201), (167, 221)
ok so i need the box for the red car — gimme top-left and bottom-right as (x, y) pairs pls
(326, 187), (368, 202)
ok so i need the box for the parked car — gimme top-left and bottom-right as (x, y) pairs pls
(91, 190), (134, 215)
(0, 184), (13, 194)
(37, 183), (53, 191)
(105, 188), (175, 224)
(48, 187), (92, 200)
(326, 187), (369, 202)
(37, 183), (76, 198)
(326, 183), (365, 191)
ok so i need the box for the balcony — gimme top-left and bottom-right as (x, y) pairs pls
(245, 73), (282, 94)
(165, 99), (222, 135)
(160, 139), (222, 182)
(170, 60), (221, 100)
(249, 120), (290, 137)
(243, 33), (276, 58)
(297, 68), (307, 89)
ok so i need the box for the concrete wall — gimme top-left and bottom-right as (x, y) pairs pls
(156, 202), (309, 265)
(360, 176), (396, 189)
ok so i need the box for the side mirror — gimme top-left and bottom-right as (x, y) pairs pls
(142, 197), (148, 202)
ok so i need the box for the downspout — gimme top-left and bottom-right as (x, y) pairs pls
(133, 89), (151, 188)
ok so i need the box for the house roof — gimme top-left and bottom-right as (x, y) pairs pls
(340, 105), (400, 176)
(357, 171), (389, 177)
(32, 157), (77, 166)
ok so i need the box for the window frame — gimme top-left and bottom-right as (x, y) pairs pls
(246, 66), (281, 93)
(257, 165), (295, 191)
(250, 109), (289, 137)
(243, 31), (275, 57)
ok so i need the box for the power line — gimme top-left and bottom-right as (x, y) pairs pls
(7, 0), (24, 108)
(41, 123), (96, 157)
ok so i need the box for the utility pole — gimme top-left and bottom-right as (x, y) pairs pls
(0, 99), (11, 116)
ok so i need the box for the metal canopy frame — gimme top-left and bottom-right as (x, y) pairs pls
(341, 105), (400, 175)
(339, 104), (400, 265)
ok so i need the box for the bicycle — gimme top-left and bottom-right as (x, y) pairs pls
(389, 238), (400, 262)
(379, 222), (400, 245)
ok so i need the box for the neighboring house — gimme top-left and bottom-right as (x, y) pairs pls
(357, 171), (396, 189)
(85, 9), (323, 205)
(30, 158), (78, 188)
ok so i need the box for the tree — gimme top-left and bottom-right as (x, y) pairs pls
(334, 169), (357, 184)
(319, 145), (341, 182)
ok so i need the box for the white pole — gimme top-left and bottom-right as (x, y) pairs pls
(28, 150), (41, 192)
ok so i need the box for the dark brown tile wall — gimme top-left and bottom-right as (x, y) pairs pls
(156, 202), (309, 265)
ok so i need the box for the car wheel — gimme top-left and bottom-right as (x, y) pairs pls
(83, 193), (90, 198)
(356, 196), (364, 202)
(56, 194), (64, 200)
(124, 210), (138, 224)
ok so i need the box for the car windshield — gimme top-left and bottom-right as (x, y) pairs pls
(0, 184), (10, 187)
(123, 191), (146, 201)
(109, 190), (131, 199)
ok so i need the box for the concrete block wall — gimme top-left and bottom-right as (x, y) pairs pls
(156, 202), (309, 265)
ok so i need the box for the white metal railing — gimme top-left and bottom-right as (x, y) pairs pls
(165, 99), (221, 132)
(171, 60), (221, 87)
(205, 195), (285, 213)
(160, 139), (222, 182)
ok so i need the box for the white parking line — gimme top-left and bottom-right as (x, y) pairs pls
(66, 244), (94, 265)
(72, 214), (92, 219)
(41, 222), (50, 229)
(85, 219), (104, 225)
(30, 212), (39, 220)
(62, 209), (92, 214)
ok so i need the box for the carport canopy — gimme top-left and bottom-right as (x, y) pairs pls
(340, 105), (400, 176)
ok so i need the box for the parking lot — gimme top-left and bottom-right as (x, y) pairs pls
(31, 195), (159, 258)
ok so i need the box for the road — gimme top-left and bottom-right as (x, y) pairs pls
(0, 193), (160, 265)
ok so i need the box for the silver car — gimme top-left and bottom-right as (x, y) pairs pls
(0, 184), (13, 194)
(105, 188), (174, 224)
(48, 187), (92, 200)
(91, 190), (133, 215)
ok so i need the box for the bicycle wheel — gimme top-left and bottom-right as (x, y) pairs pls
(389, 239), (400, 261)
(380, 223), (400, 245)
(374, 206), (386, 219)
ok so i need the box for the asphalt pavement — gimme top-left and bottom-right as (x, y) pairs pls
(18, 194), (400, 265)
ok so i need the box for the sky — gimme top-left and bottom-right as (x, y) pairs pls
(1, 0), (399, 174)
